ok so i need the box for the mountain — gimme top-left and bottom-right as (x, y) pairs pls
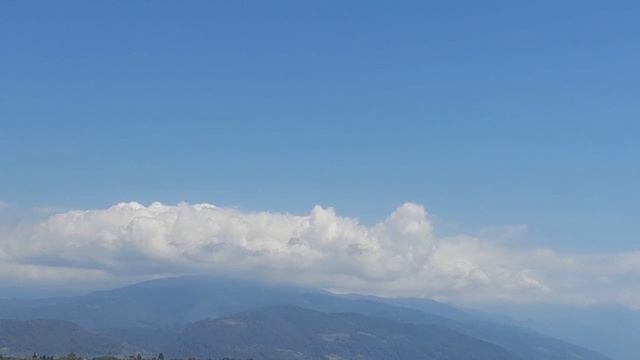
(173, 305), (518, 360)
(351, 296), (611, 360)
(0, 307), (518, 360)
(0, 276), (612, 360)
(0, 299), (63, 313)
(474, 303), (640, 360)
(0, 277), (315, 329)
(344, 294), (473, 322)
(0, 319), (125, 357)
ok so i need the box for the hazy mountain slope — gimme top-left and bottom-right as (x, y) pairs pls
(0, 276), (612, 360)
(96, 326), (180, 355)
(0, 277), (313, 328)
(357, 296), (612, 360)
(345, 294), (473, 322)
(475, 304), (640, 360)
(0, 299), (64, 313)
(174, 305), (519, 360)
(292, 293), (458, 328)
(0, 319), (125, 357)
(0, 277), (456, 330)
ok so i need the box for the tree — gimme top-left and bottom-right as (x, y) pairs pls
(158, 353), (164, 360)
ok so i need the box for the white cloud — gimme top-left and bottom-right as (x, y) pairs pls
(0, 201), (638, 307)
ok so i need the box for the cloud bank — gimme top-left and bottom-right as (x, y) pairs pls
(1, 202), (638, 307)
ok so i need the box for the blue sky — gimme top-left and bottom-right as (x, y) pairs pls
(1, 0), (639, 255)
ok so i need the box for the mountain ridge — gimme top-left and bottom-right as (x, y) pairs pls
(0, 276), (612, 360)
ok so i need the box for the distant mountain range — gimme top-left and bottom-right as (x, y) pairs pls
(0, 276), (612, 360)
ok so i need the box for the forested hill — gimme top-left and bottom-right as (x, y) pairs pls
(174, 305), (518, 360)
(0, 276), (613, 360)
(0, 307), (517, 360)
(0, 319), (124, 357)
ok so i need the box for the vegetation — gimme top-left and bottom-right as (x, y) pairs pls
(0, 276), (612, 360)
(0, 354), (252, 360)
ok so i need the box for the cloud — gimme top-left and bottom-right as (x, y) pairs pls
(0, 201), (638, 306)
(0, 200), (8, 209)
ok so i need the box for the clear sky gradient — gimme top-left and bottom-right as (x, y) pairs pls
(1, 1), (639, 253)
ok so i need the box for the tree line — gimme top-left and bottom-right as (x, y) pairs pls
(0, 354), (251, 360)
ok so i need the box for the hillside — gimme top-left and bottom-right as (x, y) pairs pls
(0, 276), (612, 360)
(174, 305), (518, 360)
(0, 319), (124, 357)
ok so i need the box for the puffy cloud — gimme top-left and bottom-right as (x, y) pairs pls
(0, 201), (638, 306)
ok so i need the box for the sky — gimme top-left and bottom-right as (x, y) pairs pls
(1, 1), (639, 304)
